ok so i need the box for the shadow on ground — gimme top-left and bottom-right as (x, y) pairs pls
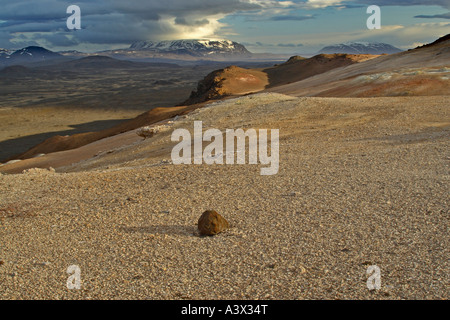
(0, 118), (131, 162)
(119, 225), (197, 237)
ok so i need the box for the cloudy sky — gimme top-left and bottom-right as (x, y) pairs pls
(0, 0), (448, 54)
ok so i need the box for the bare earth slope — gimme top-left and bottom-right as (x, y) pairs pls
(263, 53), (378, 88)
(269, 35), (450, 97)
(0, 93), (448, 299)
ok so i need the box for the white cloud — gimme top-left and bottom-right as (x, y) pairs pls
(157, 14), (228, 40)
(303, 0), (345, 9)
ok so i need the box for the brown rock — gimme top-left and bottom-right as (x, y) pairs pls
(198, 210), (229, 236)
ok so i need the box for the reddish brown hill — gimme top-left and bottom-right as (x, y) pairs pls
(183, 65), (268, 105)
(263, 53), (379, 88)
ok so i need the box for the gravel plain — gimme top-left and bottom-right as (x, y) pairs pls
(0, 93), (448, 299)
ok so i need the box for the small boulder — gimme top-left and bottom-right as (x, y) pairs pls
(198, 210), (229, 236)
(136, 126), (158, 140)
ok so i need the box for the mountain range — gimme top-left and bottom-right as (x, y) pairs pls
(0, 39), (405, 67)
(129, 39), (251, 56)
(317, 42), (403, 55)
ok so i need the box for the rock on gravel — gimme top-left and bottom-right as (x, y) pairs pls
(136, 126), (157, 139)
(198, 210), (229, 236)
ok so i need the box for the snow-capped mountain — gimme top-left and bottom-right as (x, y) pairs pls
(0, 46), (63, 67)
(317, 42), (402, 55)
(11, 46), (62, 60)
(129, 39), (251, 57)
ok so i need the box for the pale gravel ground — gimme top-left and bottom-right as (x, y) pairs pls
(0, 93), (448, 299)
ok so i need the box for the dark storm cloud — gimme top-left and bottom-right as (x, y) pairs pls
(414, 12), (450, 19)
(0, 0), (262, 49)
(0, 20), (65, 33)
(35, 32), (80, 46)
(270, 15), (316, 21)
(110, 0), (260, 18)
(0, 0), (111, 20)
(352, 0), (450, 9)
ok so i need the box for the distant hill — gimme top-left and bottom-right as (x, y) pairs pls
(317, 42), (402, 55)
(9, 46), (61, 62)
(0, 46), (64, 67)
(183, 65), (268, 105)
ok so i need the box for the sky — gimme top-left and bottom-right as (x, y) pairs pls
(0, 0), (449, 54)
